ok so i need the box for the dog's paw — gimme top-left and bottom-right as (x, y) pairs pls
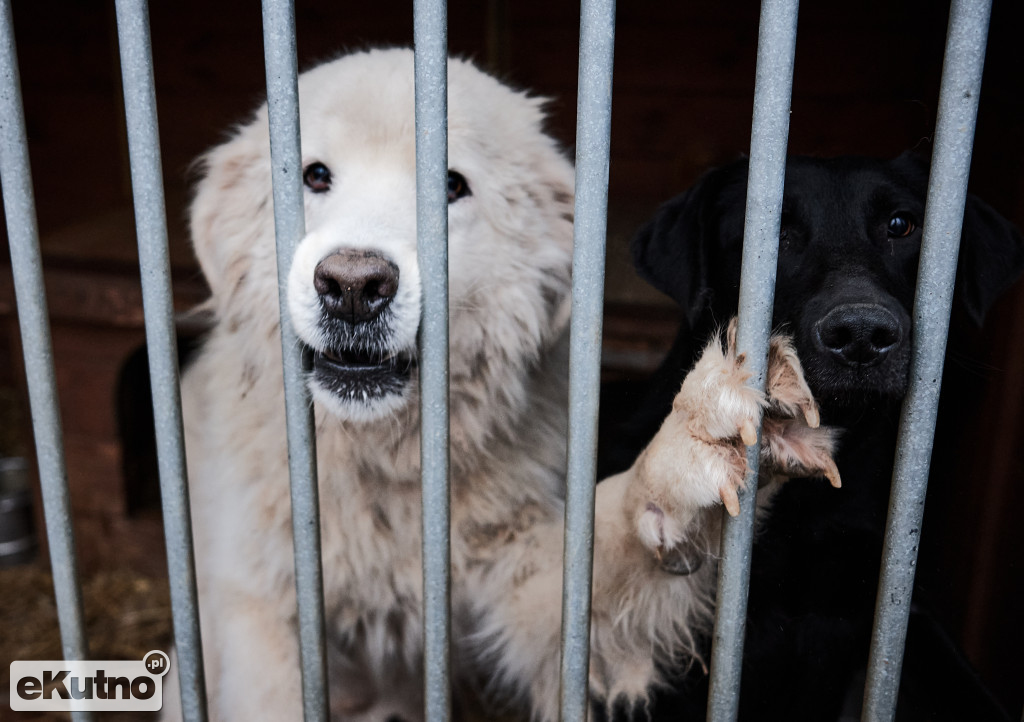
(631, 324), (765, 560)
(760, 332), (841, 488)
(674, 320), (767, 450)
(763, 329), (820, 429)
(630, 320), (841, 563)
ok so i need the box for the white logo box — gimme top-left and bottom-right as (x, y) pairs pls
(10, 651), (169, 712)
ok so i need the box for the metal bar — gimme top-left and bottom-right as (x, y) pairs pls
(861, 1), (992, 718)
(558, 0), (616, 719)
(0, 5), (92, 722)
(706, 0), (798, 719)
(412, 2), (452, 720)
(112, 1), (207, 719)
(260, 2), (329, 719)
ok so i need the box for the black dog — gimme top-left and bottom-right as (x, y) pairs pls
(599, 154), (1024, 720)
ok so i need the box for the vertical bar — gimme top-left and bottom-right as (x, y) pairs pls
(260, 2), (329, 720)
(706, 0), (798, 720)
(112, 2), (208, 719)
(0, 5), (93, 722)
(558, 0), (616, 720)
(485, 0), (510, 75)
(412, 2), (451, 721)
(861, 1), (992, 718)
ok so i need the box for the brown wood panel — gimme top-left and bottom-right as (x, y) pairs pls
(0, 267), (205, 328)
(72, 513), (167, 577)
(50, 326), (143, 437)
(63, 435), (124, 515)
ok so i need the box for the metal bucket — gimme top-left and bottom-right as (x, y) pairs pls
(0, 457), (36, 566)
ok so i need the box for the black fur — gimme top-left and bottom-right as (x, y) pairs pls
(600, 154), (1024, 720)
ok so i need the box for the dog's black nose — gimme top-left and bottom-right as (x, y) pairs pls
(314, 250), (399, 324)
(815, 303), (901, 367)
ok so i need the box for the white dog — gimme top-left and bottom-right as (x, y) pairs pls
(172, 48), (838, 722)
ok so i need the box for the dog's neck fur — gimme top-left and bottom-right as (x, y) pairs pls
(327, 330), (571, 514)
(206, 316), (572, 525)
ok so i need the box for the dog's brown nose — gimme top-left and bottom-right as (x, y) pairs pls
(314, 250), (399, 325)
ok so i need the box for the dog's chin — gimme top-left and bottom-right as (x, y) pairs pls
(804, 360), (910, 411)
(308, 346), (417, 422)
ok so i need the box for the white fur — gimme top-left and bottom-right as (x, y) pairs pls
(167, 48), (837, 722)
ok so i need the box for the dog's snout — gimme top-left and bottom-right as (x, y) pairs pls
(815, 304), (901, 368)
(314, 250), (399, 324)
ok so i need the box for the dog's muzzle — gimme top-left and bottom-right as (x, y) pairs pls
(309, 249), (415, 403)
(801, 292), (911, 402)
(813, 303), (901, 368)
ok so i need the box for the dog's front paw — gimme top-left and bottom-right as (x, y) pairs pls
(630, 320), (841, 563)
(760, 331), (841, 488)
(630, 324), (765, 559)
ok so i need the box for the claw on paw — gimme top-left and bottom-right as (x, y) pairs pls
(804, 404), (820, 429)
(720, 484), (741, 517)
(740, 419), (758, 447)
(824, 457), (842, 488)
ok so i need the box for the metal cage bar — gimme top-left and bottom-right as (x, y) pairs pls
(260, 1), (330, 719)
(861, 0), (993, 718)
(0, 4), (93, 722)
(412, 1), (453, 720)
(558, 0), (617, 720)
(707, 0), (799, 719)
(561, 0), (614, 716)
(112, 1), (208, 719)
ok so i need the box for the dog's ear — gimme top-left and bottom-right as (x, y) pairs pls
(630, 161), (746, 325)
(958, 193), (1024, 325)
(189, 123), (273, 300)
(892, 149), (931, 177)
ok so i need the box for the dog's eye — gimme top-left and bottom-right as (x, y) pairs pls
(447, 170), (471, 203)
(303, 162), (332, 193)
(887, 214), (916, 238)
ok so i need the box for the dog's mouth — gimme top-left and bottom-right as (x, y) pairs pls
(314, 346), (411, 372)
(310, 345), (417, 402)
(799, 334), (911, 408)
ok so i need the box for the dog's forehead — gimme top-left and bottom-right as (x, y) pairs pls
(297, 67), (415, 158)
(781, 158), (924, 226)
(294, 49), (541, 163)
(288, 49), (548, 183)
